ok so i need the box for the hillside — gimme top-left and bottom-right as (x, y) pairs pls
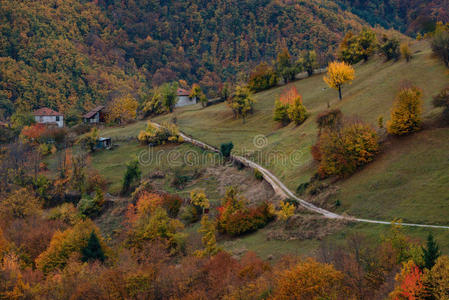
(153, 40), (449, 225)
(0, 0), (371, 120)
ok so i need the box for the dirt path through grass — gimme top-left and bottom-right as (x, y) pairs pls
(152, 122), (449, 230)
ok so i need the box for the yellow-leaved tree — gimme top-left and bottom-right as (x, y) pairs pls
(194, 215), (220, 257)
(105, 94), (138, 124)
(323, 61), (355, 100)
(387, 86), (423, 135)
(36, 219), (109, 274)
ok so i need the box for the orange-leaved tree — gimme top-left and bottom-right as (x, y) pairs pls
(273, 258), (345, 299)
(387, 85), (423, 136)
(323, 61), (355, 100)
(389, 260), (424, 300)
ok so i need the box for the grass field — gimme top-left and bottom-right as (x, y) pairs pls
(151, 41), (449, 225)
(87, 41), (449, 257)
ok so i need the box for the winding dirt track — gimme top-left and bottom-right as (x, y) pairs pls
(152, 122), (449, 230)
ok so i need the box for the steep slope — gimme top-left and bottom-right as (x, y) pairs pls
(154, 41), (449, 224)
(0, 0), (370, 120)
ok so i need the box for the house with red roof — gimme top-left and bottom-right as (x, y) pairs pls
(32, 108), (64, 128)
(176, 88), (197, 108)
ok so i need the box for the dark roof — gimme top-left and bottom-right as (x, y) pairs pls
(83, 106), (105, 119)
(32, 108), (63, 116)
(177, 88), (190, 96)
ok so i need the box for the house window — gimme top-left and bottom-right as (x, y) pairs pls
(56, 116), (60, 121)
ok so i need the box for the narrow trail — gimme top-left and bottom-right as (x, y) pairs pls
(152, 122), (449, 230)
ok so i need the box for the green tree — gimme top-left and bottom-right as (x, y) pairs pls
(358, 28), (377, 61)
(380, 35), (401, 61)
(301, 50), (318, 76)
(422, 233), (441, 270)
(81, 231), (106, 263)
(190, 84), (208, 107)
(122, 159), (142, 195)
(220, 142), (234, 158)
(160, 82), (179, 112)
(276, 48), (296, 83)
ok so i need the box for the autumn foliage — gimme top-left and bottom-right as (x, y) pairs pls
(314, 121), (380, 178)
(390, 261), (424, 300)
(324, 61), (355, 100)
(273, 258), (345, 299)
(387, 85), (423, 136)
(217, 187), (275, 236)
(273, 86), (309, 125)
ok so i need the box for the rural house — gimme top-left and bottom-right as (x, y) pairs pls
(33, 108), (64, 128)
(83, 106), (105, 124)
(175, 88), (197, 107)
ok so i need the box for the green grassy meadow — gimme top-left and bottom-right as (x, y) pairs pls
(151, 41), (449, 225)
(85, 41), (449, 257)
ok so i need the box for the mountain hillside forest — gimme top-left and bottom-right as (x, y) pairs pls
(1, 0), (449, 299)
(1, 0), (449, 122)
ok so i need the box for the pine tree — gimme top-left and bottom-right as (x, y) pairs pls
(422, 233), (441, 270)
(81, 231), (106, 263)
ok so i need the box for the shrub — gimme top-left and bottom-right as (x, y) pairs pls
(77, 188), (104, 218)
(217, 187), (275, 236)
(316, 121), (380, 178)
(248, 62), (278, 92)
(296, 182), (309, 195)
(218, 202), (275, 236)
(316, 109), (343, 134)
(431, 23), (449, 68)
(287, 96), (309, 125)
(220, 142), (234, 158)
(273, 99), (290, 125)
(126, 207), (186, 254)
(48, 203), (81, 225)
(180, 204), (202, 224)
(77, 127), (99, 152)
(254, 169), (264, 181)
(138, 122), (183, 145)
(38, 143), (56, 156)
(380, 35), (401, 61)
(161, 193), (183, 218)
(433, 86), (449, 122)
(400, 43), (412, 62)
(387, 86), (423, 135)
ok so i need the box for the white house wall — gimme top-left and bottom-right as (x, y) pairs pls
(175, 96), (196, 108)
(35, 115), (64, 127)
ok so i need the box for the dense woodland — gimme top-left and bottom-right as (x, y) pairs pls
(0, 0), (369, 120)
(1, 0), (449, 299)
